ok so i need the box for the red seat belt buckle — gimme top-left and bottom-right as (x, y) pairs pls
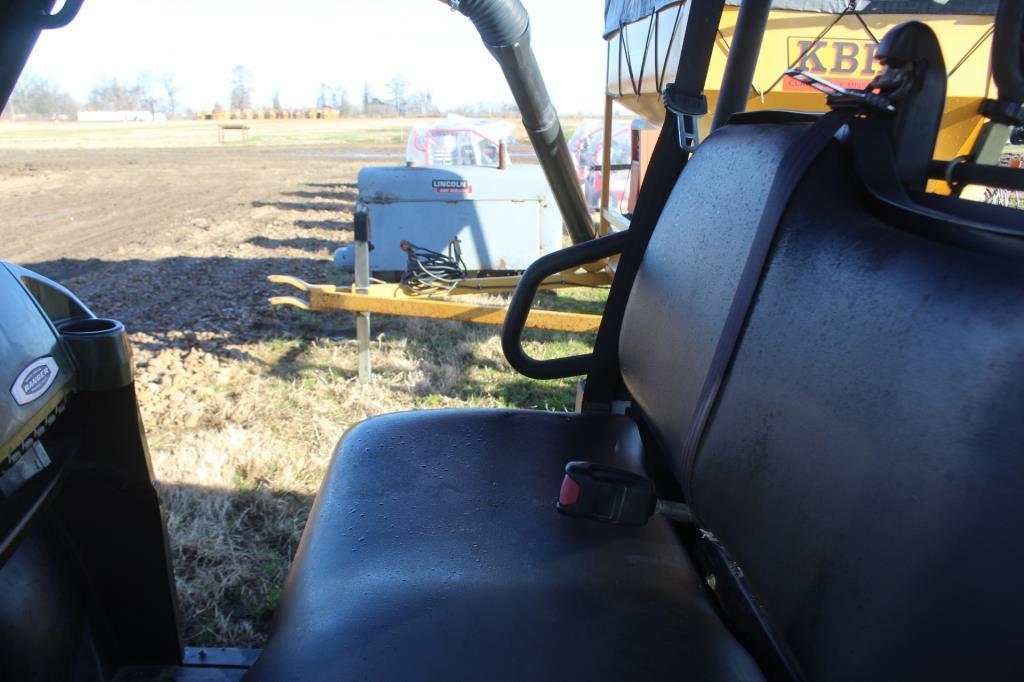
(555, 461), (658, 527)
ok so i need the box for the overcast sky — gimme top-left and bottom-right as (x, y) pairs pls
(21, 0), (609, 114)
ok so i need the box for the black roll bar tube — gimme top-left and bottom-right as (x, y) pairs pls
(711, 0), (773, 132)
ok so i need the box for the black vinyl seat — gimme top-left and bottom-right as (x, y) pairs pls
(249, 409), (764, 680)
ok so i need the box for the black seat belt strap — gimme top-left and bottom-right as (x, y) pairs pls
(680, 107), (857, 500)
(582, 0), (726, 409)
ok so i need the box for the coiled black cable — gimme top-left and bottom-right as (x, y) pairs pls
(399, 238), (468, 296)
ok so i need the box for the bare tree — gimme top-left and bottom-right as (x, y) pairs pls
(159, 72), (179, 117)
(330, 85), (345, 109)
(406, 90), (440, 117)
(229, 66), (253, 110)
(136, 71), (159, 114)
(385, 75), (408, 116)
(334, 86), (355, 116)
(4, 75), (77, 120)
(86, 77), (143, 110)
(317, 83), (330, 109)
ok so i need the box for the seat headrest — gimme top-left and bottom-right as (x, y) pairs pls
(874, 21), (946, 191)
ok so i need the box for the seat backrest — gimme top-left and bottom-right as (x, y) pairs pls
(618, 119), (1024, 680)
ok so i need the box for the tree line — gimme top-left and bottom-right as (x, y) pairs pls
(2, 71), (180, 120)
(2, 67), (508, 121)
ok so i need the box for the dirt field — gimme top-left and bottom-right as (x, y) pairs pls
(0, 120), (600, 646)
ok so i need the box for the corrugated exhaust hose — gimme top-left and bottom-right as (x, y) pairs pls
(441, 0), (596, 244)
(446, 0), (529, 45)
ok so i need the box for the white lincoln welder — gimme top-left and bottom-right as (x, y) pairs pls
(334, 118), (564, 281)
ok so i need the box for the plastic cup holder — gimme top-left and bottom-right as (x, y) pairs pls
(58, 317), (123, 336)
(57, 317), (132, 390)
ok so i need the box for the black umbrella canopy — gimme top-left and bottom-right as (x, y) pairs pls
(604, 0), (997, 37)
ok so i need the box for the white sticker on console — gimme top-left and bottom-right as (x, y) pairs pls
(10, 356), (58, 406)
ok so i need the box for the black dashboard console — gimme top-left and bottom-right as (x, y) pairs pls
(0, 261), (183, 680)
(0, 263), (80, 498)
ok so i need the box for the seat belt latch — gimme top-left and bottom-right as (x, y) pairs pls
(662, 84), (708, 152)
(557, 461), (693, 527)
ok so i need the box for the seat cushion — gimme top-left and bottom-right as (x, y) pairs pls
(249, 409), (763, 681)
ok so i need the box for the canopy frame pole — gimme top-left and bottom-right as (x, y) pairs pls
(712, 0), (773, 131)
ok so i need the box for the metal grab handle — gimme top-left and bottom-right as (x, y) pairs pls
(38, 0), (84, 30)
(501, 230), (629, 380)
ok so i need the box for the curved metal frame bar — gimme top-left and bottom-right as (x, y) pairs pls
(501, 231), (629, 379)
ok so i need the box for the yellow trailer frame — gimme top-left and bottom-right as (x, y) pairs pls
(268, 274), (606, 334)
(269, 263), (613, 381)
